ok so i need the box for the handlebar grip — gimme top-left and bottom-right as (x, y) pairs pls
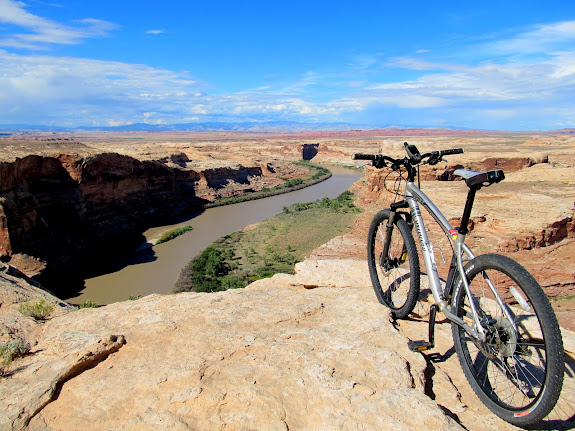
(352, 154), (376, 160)
(440, 148), (464, 156)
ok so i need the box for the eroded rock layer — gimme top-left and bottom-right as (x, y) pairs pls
(0, 152), (305, 287)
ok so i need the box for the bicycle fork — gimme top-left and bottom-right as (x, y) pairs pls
(381, 201), (411, 272)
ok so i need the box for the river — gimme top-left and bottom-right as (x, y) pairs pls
(70, 167), (361, 305)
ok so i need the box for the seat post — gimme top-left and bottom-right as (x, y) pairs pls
(458, 186), (478, 235)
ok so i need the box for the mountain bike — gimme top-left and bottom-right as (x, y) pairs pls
(353, 143), (564, 427)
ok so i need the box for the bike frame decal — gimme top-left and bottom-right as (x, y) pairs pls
(514, 403), (538, 418)
(449, 228), (458, 240)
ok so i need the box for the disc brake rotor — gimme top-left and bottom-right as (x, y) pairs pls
(476, 316), (517, 359)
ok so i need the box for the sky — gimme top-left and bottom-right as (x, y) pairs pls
(0, 0), (574, 130)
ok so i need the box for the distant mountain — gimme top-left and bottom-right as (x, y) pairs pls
(549, 128), (575, 134)
(0, 121), (374, 133)
(79, 121), (378, 132)
(0, 124), (69, 132)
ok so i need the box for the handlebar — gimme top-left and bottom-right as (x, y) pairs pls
(439, 148), (464, 156)
(352, 143), (463, 170)
(352, 154), (377, 161)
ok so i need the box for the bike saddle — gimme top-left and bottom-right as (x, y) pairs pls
(453, 169), (505, 188)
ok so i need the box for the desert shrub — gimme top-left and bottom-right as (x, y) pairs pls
(156, 225), (193, 245)
(79, 299), (100, 308)
(178, 246), (233, 293)
(280, 178), (304, 188)
(221, 277), (246, 290)
(18, 299), (54, 321)
(0, 336), (31, 376)
(282, 191), (359, 214)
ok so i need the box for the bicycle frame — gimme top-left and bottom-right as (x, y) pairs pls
(399, 180), (515, 342)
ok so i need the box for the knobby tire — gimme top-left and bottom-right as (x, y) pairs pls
(367, 209), (420, 319)
(451, 254), (564, 427)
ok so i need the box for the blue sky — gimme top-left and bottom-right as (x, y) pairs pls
(0, 0), (574, 130)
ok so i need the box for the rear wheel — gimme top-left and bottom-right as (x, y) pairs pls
(367, 209), (420, 319)
(451, 254), (564, 426)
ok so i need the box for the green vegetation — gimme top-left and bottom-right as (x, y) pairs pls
(282, 191), (359, 214)
(155, 225), (194, 245)
(18, 299), (54, 320)
(0, 336), (31, 376)
(550, 294), (575, 304)
(79, 299), (100, 308)
(204, 162), (331, 208)
(174, 191), (361, 294)
(293, 161), (331, 180)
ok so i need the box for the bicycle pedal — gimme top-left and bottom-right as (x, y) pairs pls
(408, 340), (434, 352)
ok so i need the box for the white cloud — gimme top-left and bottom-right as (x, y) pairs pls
(0, 0), (116, 49)
(488, 20), (575, 55)
(0, 48), (358, 125)
(0, 50), (204, 124)
(355, 22), (575, 123)
(0, 8), (574, 129)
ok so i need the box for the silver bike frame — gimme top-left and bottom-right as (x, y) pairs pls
(404, 181), (490, 340)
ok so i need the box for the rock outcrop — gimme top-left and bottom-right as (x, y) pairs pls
(0, 258), (573, 431)
(0, 264), (459, 431)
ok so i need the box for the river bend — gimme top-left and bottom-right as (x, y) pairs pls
(72, 167), (360, 304)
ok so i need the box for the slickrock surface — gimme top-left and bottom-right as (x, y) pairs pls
(2, 263), (464, 431)
(1, 259), (574, 430)
(294, 259), (371, 288)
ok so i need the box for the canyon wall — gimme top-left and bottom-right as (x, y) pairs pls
(0, 153), (280, 284)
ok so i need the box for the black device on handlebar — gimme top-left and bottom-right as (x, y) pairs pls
(404, 142), (422, 164)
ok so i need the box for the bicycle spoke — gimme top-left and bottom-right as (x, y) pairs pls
(452, 253), (565, 426)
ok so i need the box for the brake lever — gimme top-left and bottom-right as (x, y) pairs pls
(356, 162), (371, 168)
(373, 158), (387, 169)
(427, 155), (443, 166)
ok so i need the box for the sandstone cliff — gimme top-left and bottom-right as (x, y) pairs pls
(0, 152), (307, 296)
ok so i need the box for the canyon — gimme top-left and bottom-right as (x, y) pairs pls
(0, 249), (573, 430)
(0, 129), (574, 429)
(0, 141), (313, 296)
(0, 130), (573, 311)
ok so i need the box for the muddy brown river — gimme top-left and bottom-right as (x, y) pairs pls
(70, 167), (361, 304)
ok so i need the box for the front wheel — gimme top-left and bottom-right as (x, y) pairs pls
(367, 209), (420, 319)
(451, 254), (564, 427)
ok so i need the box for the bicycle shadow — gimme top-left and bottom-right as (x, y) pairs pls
(537, 350), (575, 429)
(393, 282), (575, 429)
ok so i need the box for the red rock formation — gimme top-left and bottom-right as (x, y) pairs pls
(498, 216), (575, 251)
(420, 156), (547, 181)
(0, 153), (284, 292)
